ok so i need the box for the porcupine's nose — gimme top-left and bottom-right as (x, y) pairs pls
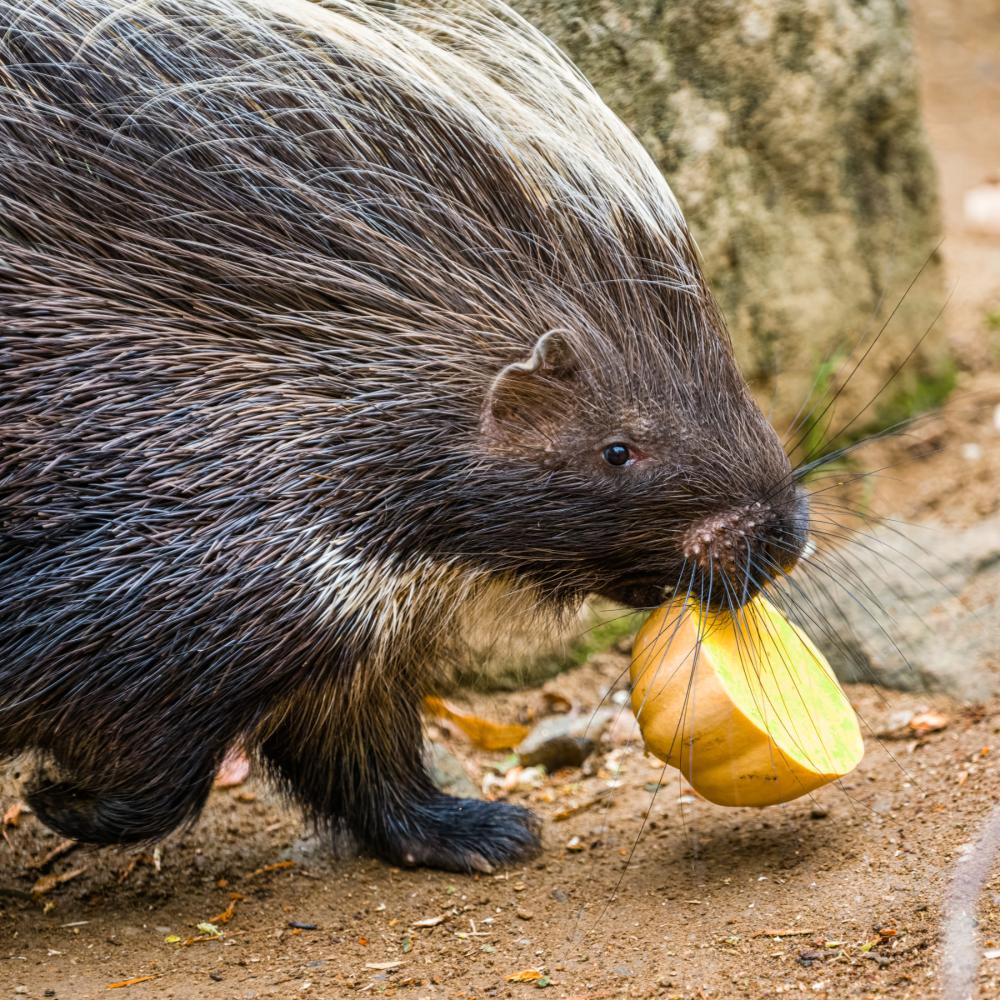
(682, 489), (810, 594)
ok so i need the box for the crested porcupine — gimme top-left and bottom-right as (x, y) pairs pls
(0, 0), (809, 873)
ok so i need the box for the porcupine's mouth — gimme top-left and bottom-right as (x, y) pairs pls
(598, 572), (675, 610)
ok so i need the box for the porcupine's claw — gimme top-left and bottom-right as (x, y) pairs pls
(376, 793), (541, 875)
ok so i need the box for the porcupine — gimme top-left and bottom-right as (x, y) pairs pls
(0, 0), (810, 873)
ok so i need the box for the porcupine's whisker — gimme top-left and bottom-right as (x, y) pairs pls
(784, 243), (944, 460)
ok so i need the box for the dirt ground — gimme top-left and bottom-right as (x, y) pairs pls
(2, 1), (999, 998)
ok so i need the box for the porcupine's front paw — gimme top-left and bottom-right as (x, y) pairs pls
(375, 793), (541, 874)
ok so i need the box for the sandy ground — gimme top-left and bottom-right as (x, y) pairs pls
(2, 1), (999, 998)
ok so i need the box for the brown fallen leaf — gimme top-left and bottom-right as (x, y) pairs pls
(506, 968), (545, 983)
(106, 976), (157, 990)
(907, 711), (949, 734)
(32, 866), (86, 896)
(214, 748), (251, 789)
(422, 696), (529, 751)
(3, 802), (23, 827)
(246, 859), (294, 879)
(209, 893), (244, 925)
(541, 689), (573, 715)
(553, 790), (613, 822)
(752, 928), (816, 938)
(180, 934), (222, 947)
(29, 838), (79, 872)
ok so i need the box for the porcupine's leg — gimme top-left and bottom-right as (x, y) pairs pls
(24, 734), (225, 845)
(258, 679), (541, 874)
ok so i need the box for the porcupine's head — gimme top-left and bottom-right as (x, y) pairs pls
(377, 2), (812, 615)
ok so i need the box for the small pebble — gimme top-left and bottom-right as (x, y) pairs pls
(516, 908), (534, 920)
(961, 442), (982, 461)
(519, 736), (595, 771)
(209, 971), (224, 982)
(810, 805), (829, 820)
(287, 921), (317, 930)
(964, 181), (1000, 233)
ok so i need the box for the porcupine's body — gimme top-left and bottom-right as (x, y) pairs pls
(0, 0), (808, 871)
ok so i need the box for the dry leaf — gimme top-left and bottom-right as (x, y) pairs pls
(553, 791), (612, 822)
(752, 928), (816, 938)
(422, 696), (529, 751)
(29, 838), (78, 871)
(506, 968), (545, 983)
(908, 711), (949, 734)
(541, 690), (572, 715)
(209, 893), (243, 925)
(32, 867), (86, 896)
(246, 859), (294, 879)
(214, 748), (251, 789)
(106, 976), (156, 990)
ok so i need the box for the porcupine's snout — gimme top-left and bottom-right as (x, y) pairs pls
(681, 487), (811, 606)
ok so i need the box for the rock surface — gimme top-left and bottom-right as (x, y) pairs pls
(797, 513), (1000, 699)
(513, 0), (950, 425)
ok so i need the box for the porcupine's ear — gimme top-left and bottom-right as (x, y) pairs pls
(481, 330), (580, 441)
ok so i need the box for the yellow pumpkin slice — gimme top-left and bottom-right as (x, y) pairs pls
(630, 594), (863, 806)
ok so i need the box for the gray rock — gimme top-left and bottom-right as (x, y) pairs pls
(792, 514), (1000, 699)
(513, 0), (949, 425)
(518, 736), (595, 771)
(515, 707), (615, 756)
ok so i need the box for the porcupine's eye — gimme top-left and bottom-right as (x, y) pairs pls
(602, 443), (631, 467)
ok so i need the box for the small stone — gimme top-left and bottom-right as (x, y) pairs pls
(14, 989), (28, 996)
(810, 805), (829, 820)
(518, 736), (594, 771)
(516, 710), (614, 756)
(209, 971), (224, 982)
(516, 908), (534, 920)
(965, 181), (1000, 233)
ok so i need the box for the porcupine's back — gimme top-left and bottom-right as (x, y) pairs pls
(0, 0), (712, 749)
